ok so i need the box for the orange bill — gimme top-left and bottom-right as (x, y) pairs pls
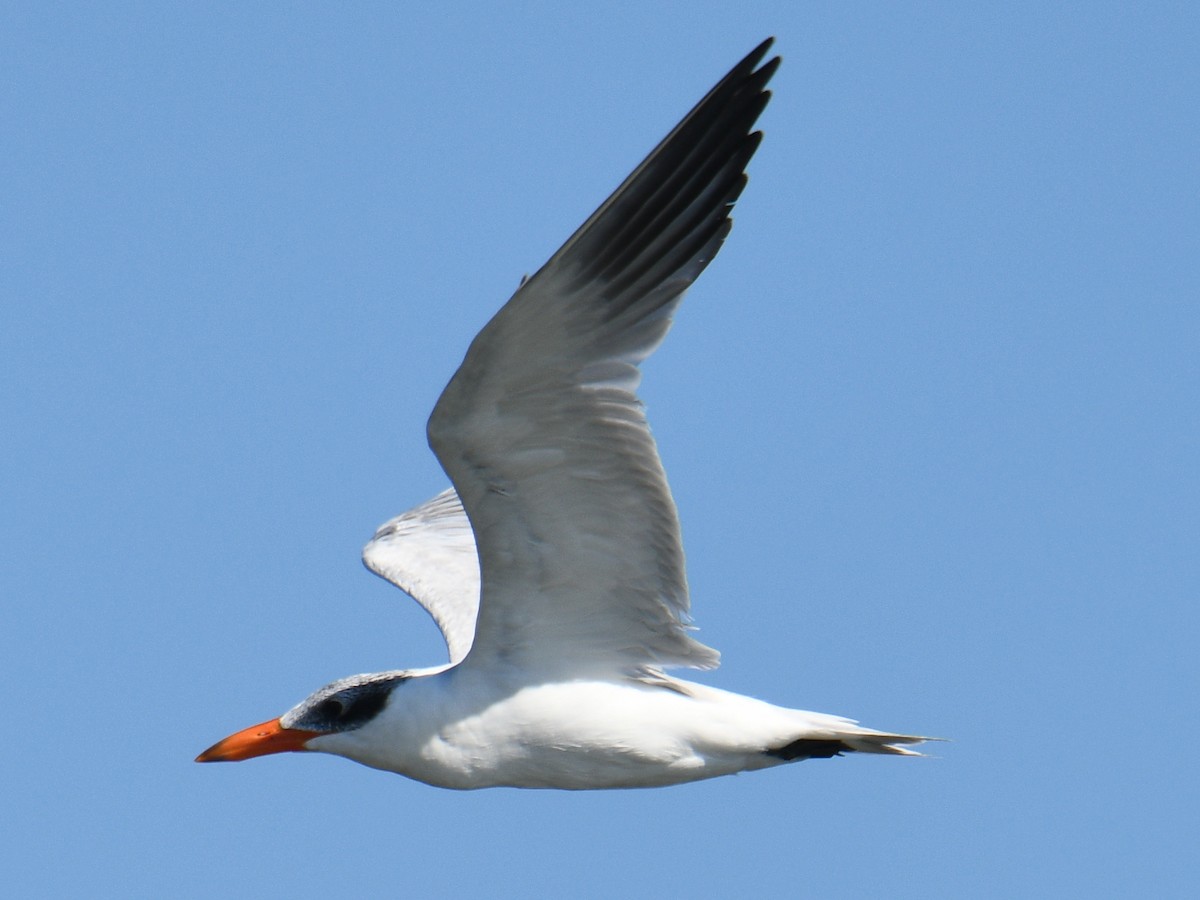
(196, 718), (322, 763)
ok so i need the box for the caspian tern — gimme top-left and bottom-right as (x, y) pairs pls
(197, 38), (928, 789)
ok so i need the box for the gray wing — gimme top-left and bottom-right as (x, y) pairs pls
(428, 40), (778, 674)
(362, 488), (480, 665)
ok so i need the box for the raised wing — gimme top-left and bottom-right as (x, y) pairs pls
(428, 40), (779, 674)
(362, 488), (480, 665)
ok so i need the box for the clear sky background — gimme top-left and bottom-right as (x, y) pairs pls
(3, 2), (1197, 898)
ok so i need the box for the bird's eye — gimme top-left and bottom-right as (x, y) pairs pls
(317, 698), (345, 720)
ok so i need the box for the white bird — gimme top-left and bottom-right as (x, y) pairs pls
(197, 38), (928, 789)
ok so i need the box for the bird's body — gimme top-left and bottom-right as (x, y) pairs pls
(302, 668), (911, 790)
(197, 38), (930, 789)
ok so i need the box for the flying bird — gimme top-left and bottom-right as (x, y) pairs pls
(197, 38), (928, 789)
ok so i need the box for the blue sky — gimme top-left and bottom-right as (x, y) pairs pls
(3, 2), (1197, 897)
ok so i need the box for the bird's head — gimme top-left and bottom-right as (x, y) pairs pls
(196, 671), (408, 763)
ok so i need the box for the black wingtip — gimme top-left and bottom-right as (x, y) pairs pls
(745, 36), (777, 68)
(718, 40), (779, 101)
(542, 38), (781, 306)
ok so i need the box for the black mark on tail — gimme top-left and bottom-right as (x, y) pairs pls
(765, 738), (850, 760)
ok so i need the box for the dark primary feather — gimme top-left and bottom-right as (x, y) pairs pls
(553, 38), (778, 312)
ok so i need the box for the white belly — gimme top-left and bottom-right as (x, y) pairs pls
(315, 672), (835, 790)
